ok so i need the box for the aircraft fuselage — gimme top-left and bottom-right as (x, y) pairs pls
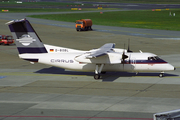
(19, 51), (175, 73)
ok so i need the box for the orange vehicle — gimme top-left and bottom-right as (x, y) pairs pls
(75, 19), (92, 31)
(0, 35), (14, 45)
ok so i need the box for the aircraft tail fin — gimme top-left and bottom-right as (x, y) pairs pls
(6, 18), (47, 54)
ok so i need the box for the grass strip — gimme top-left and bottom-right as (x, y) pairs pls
(29, 9), (180, 31)
(0, 7), (118, 13)
(70, 0), (180, 4)
(0, 8), (72, 13)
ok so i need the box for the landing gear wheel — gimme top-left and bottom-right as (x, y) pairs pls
(159, 73), (164, 78)
(94, 74), (100, 80)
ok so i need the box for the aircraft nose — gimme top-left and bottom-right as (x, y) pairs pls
(166, 64), (175, 71)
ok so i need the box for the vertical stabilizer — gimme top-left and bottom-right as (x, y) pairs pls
(6, 18), (47, 54)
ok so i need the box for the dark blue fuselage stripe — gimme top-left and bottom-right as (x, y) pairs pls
(18, 47), (47, 54)
(125, 59), (167, 64)
(9, 20), (34, 32)
(23, 59), (39, 62)
(136, 60), (167, 64)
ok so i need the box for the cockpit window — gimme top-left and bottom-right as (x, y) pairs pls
(148, 56), (161, 61)
(76, 21), (83, 24)
(155, 56), (160, 60)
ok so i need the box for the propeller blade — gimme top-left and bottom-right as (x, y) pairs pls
(122, 43), (129, 69)
(121, 51), (128, 69)
(127, 39), (133, 52)
(122, 54), (128, 60)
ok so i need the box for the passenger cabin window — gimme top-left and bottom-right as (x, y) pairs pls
(148, 56), (160, 61)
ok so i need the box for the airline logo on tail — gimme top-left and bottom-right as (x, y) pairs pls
(16, 34), (36, 46)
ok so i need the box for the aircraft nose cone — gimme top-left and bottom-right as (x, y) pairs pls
(166, 64), (175, 71)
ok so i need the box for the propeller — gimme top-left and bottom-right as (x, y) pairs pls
(121, 44), (128, 69)
(127, 39), (133, 52)
(122, 51), (128, 64)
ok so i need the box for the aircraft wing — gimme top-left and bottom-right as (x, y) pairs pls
(75, 43), (123, 64)
(86, 43), (115, 58)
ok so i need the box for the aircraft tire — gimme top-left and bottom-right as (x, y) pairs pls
(159, 73), (164, 78)
(94, 74), (100, 80)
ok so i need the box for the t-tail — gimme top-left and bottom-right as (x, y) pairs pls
(6, 18), (47, 54)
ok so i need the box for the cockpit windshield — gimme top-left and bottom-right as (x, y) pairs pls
(76, 21), (83, 24)
(148, 56), (161, 61)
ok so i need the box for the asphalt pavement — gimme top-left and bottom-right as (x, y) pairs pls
(0, 4), (180, 120)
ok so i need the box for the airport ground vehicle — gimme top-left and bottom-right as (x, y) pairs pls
(0, 35), (14, 45)
(75, 19), (92, 31)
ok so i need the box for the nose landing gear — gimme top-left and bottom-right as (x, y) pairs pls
(159, 72), (164, 78)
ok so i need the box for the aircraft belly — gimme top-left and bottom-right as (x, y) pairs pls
(100, 64), (133, 72)
(133, 63), (174, 72)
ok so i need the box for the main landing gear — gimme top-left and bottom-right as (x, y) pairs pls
(94, 64), (104, 80)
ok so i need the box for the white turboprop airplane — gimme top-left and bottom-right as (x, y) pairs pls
(6, 19), (176, 79)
